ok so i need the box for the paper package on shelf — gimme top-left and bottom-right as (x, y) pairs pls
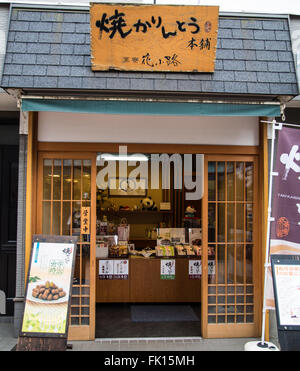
(155, 245), (175, 257)
(175, 245), (186, 256)
(192, 246), (202, 256)
(184, 245), (196, 256)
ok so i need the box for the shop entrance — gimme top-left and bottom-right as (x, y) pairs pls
(95, 151), (203, 338)
(36, 148), (260, 340)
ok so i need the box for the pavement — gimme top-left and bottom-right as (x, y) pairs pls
(69, 337), (262, 351)
(0, 319), (18, 352)
(0, 319), (278, 351)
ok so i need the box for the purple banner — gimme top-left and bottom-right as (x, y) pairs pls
(270, 127), (300, 244)
(266, 126), (300, 308)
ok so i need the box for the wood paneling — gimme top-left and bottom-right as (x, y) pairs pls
(37, 142), (259, 156)
(96, 257), (201, 303)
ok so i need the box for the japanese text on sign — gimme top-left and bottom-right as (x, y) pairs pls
(81, 207), (90, 235)
(90, 4), (219, 72)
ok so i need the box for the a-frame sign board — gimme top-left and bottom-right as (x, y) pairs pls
(16, 235), (77, 351)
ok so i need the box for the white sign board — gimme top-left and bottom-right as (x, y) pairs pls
(273, 263), (300, 327)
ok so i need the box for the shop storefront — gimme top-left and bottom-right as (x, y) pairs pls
(1, 4), (298, 341)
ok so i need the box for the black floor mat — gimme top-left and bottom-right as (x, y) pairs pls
(131, 304), (199, 322)
(95, 303), (201, 338)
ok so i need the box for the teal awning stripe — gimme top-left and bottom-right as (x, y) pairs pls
(22, 98), (281, 117)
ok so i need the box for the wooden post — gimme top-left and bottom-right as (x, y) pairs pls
(16, 337), (67, 351)
(259, 117), (270, 341)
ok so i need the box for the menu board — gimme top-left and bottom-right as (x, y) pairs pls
(20, 236), (77, 337)
(271, 255), (300, 329)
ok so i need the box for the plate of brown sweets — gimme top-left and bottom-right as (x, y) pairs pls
(28, 280), (68, 304)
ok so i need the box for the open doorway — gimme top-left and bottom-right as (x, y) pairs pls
(95, 150), (205, 338)
(36, 147), (259, 339)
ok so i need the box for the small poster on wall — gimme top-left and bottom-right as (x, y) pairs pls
(99, 259), (114, 280)
(188, 228), (202, 246)
(99, 259), (129, 280)
(113, 260), (129, 280)
(20, 235), (77, 338)
(160, 259), (175, 280)
(189, 260), (202, 279)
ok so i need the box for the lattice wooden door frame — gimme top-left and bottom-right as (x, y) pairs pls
(201, 155), (261, 338)
(36, 152), (97, 341)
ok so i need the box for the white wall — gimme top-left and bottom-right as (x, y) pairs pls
(291, 17), (300, 90)
(38, 111), (259, 145)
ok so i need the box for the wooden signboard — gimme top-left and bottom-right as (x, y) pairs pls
(271, 255), (300, 351)
(90, 4), (219, 72)
(16, 235), (77, 351)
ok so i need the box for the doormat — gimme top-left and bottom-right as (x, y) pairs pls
(131, 305), (199, 322)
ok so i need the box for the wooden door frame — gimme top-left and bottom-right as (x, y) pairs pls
(34, 142), (262, 340)
(202, 154), (261, 338)
(36, 151), (97, 341)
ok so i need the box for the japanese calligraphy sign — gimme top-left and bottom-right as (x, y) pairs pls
(99, 259), (129, 280)
(81, 206), (90, 235)
(20, 235), (77, 338)
(189, 259), (202, 279)
(265, 127), (300, 308)
(90, 4), (219, 72)
(160, 259), (175, 280)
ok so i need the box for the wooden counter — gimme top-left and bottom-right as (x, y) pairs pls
(96, 256), (201, 303)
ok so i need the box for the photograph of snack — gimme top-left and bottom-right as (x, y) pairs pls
(31, 281), (66, 301)
(159, 239), (171, 246)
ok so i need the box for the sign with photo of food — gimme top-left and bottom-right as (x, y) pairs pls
(20, 237), (77, 337)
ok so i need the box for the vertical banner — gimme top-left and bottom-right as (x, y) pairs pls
(266, 127), (300, 308)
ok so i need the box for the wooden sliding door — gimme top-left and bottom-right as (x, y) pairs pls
(202, 155), (261, 338)
(36, 152), (96, 340)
